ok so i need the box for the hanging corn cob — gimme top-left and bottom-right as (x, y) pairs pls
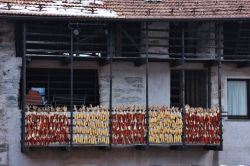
(112, 105), (146, 145)
(73, 105), (109, 145)
(25, 105), (70, 146)
(25, 104), (221, 147)
(185, 106), (220, 145)
(149, 106), (182, 144)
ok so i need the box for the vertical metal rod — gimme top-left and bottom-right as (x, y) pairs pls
(94, 73), (97, 105)
(217, 23), (223, 150)
(70, 28), (74, 147)
(21, 23), (27, 153)
(145, 22), (150, 147)
(207, 66), (211, 108)
(47, 70), (50, 104)
(181, 23), (186, 146)
(108, 26), (113, 149)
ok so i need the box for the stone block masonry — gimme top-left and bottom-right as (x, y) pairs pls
(0, 20), (21, 166)
(0, 144), (8, 166)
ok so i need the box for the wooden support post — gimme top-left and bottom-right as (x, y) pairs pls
(116, 23), (122, 57)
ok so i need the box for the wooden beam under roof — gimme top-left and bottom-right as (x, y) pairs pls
(237, 61), (250, 68)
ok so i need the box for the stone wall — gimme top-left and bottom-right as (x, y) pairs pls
(0, 20), (22, 166)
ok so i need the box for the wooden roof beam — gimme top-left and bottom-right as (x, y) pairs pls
(237, 61), (250, 68)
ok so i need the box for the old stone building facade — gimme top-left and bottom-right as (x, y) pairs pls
(0, 0), (250, 166)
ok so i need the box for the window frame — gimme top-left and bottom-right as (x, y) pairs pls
(227, 78), (250, 119)
(25, 68), (100, 107)
(170, 69), (208, 108)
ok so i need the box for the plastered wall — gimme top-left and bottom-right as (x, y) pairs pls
(0, 20), (250, 166)
(211, 64), (250, 166)
(99, 62), (170, 106)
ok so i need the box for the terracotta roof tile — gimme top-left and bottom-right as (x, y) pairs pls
(0, 0), (249, 19)
(103, 0), (250, 19)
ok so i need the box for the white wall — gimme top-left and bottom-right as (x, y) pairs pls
(219, 120), (250, 166)
(211, 64), (250, 165)
(211, 64), (250, 110)
(99, 62), (170, 106)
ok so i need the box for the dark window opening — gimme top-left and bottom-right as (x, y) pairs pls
(115, 22), (141, 57)
(25, 21), (107, 58)
(171, 70), (207, 108)
(15, 21), (23, 57)
(224, 22), (250, 60)
(169, 22), (215, 58)
(169, 23), (197, 58)
(26, 68), (99, 107)
(24, 21), (143, 58)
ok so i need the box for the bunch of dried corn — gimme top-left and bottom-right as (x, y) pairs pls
(73, 105), (109, 145)
(185, 106), (220, 145)
(149, 106), (182, 144)
(112, 105), (146, 145)
(25, 106), (70, 146)
(26, 105), (68, 112)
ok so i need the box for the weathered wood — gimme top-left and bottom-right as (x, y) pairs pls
(116, 23), (122, 57)
(203, 61), (218, 67)
(169, 60), (182, 67)
(134, 58), (146, 67)
(99, 58), (110, 66)
(237, 61), (250, 68)
(121, 28), (140, 51)
(27, 59), (98, 69)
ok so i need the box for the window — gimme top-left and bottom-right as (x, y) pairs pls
(26, 68), (99, 107)
(115, 23), (141, 57)
(24, 21), (107, 58)
(224, 22), (250, 60)
(169, 22), (215, 58)
(227, 79), (250, 118)
(171, 70), (208, 107)
(169, 23), (197, 58)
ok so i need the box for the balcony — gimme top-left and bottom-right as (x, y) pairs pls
(18, 21), (250, 63)
(24, 105), (221, 148)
